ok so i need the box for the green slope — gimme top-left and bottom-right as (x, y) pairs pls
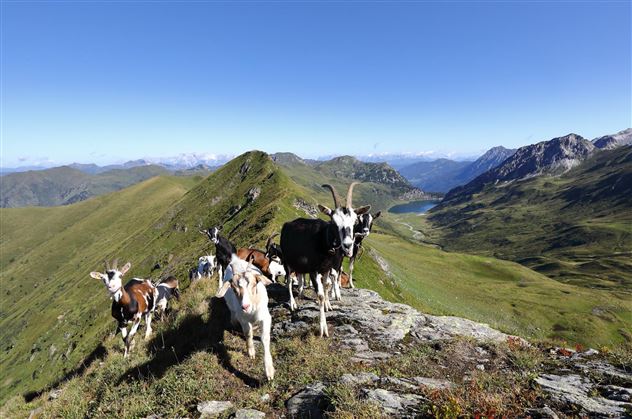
(426, 146), (632, 290)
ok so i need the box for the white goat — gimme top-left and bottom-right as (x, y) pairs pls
(216, 256), (275, 381)
(190, 255), (216, 281)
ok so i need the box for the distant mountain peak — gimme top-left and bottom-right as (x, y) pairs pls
(593, 128), (632, 150)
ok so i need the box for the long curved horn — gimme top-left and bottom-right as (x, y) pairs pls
(112, 258), (119, 270)
(104, 259), (110, 271)
(321, 184), (340, 208)
(265, 233), (279, 251)
(346, 182), (359, 209)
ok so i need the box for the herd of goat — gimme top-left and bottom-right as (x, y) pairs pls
(90, 182), (381, 381)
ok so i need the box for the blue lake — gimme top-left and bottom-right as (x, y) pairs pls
(388, 200), (441, 214)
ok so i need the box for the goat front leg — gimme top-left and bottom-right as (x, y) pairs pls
(124, 317), (141, 357)
(288, 273), (298, 311)
(261, 314), (275, 381)
(324, 273), (333, 312)
(332, 269), (342, 301)
(315, 273), (329, 337)
(144, 312), (153, 339)
(241, 321), (255, 359)
(217, 265), (223, 289)
(348, 257), (356, 289)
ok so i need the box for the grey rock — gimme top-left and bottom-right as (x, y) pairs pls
(600, 385), (632, 403)
(286, 382), (329, 419)
(340, 372), (380, 386)
(197, 400), (234, 417)
(48, 388), (62, 400)
(233, 408), (266, 419)
(361, 388), (425, 416)
(378, 376), (418, 391)
(535, 374), (630, 416)
(411, 377), (454, 390)
(525, 406), (559, 419)
(580, 361), (632, 387)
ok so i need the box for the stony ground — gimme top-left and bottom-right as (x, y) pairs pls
(266, 285), (632, 418)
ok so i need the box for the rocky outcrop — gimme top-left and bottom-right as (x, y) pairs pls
(265, 285), (632, 418)
(270, 287), (512, 355)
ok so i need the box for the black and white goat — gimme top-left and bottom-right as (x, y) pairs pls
(155, 276), (180, 318)
(345, 210), (381, 290)
(281, 182), (369, 337)
(200, 226), (236, 288)
(90, 259), (156, 357)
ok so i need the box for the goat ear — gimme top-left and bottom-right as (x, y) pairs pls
(215, 281), (231, 298)
(217, 225), (223, 231)
(120, 262), (131, 276)
(374, 211), (382, 219)
(90, 272), (105, 280)
(199, 230), (207, 236)
(318, 204), (333, 216)
(256, 274), (273, 286)
(354, 205), (371, 215)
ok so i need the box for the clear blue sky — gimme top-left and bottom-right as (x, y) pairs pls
(1, 1), (630, 167)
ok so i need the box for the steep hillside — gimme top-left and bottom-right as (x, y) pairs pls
(427, 146), (632, 290)
(399, 147), (515, 193)
(444, 134), (596, 202)
(0, 165), (172, 207)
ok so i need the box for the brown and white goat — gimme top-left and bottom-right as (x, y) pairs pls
(216, 257), (275, 381)
(90, 260), (156, 357)
(236, 233), (286, 283)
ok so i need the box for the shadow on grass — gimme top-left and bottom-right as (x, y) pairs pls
(119, 296), (261, 388)
(23, 343), (108, 402)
